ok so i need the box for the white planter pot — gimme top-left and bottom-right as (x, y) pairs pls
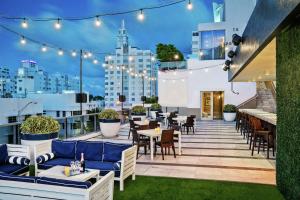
(150, 111), (157, 119)
(223, 113), (236, 122)
(100, 121), (120, 138)
(131, 115), (146, 121)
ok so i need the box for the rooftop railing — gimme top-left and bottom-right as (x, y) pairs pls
(158, 61), (187, 71)
(0, 113), (101, 144)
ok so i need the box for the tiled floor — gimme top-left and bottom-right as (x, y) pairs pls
(90, 120), (276, 185)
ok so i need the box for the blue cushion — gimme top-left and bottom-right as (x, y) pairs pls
(36, 177), (92, 189)
(75, 141), (103, 161)
(6, 156), (30, 166)
(0, 164), (29, 175)
(102, 142), (131, 162)
(0, 144), (8, 164)
(36, 153), (55, 164)
(85, 160), (120, 177)
(0, 172), (35, 183)
(52, 140), (76, 159)
(38, 158), (73, 170)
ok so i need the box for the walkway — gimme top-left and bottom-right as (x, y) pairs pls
(90, 120), (276, 185)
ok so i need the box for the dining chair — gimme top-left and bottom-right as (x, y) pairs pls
(128, 119), (139, 139)
(149, 120), (159, 129)
(182, 116), (195, 134)
(154, 129), (176, 160)
(132, 117), (141, 121)
(132, 129), (149, 158)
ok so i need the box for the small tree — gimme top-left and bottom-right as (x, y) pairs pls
(156, 43), (184, 62)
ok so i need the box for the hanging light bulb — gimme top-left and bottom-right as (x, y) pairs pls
(199, 51), (204, 56)
(58, 48), (64, 56)
(20, 36), (26, 45)
(102, 63), (106, 67)
(94, 16), (101, 27)
(21, 18), (28, 29)
(174, 54), (179, 60)
(71, 50), (77, 57)
(187, 0), (193, 10)
(189, 70), (193, 74)
(54, 19), (61, 29)
(83, 53), (88, 59)
(41, 44), (47, 52)
(87, 52), (92, 57)
(108, 55), (112, 60)
(93, 59), (98, 64)
(151, 56), (155, 61)
(137, 9), (145, 21)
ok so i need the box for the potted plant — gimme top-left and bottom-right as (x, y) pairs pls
(223, 104), (237, 121)
(21, 116), (60, 143)
(150, 103), (161, 119)
(98, 109), (120, 138)
(21, 116), (60, 163)
(131, 105), (147, 121)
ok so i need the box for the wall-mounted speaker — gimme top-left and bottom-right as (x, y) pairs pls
(76, 93), (87, 103)
(119, 95), (126, 102)
(141, 96), (146, 102)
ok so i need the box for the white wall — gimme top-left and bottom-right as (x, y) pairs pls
(0, 98), (43, 124)
(158, 58), (256, 109)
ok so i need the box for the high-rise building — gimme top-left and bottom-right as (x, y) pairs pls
(104, 20), (157, 107)
(15, 60), (79, 97)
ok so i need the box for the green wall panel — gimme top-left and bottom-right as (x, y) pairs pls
(277, 22), (300, 200)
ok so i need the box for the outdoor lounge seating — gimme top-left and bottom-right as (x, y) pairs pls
(34, 140), (137, 191)
(0, 171), (114, 200)
(0, 144), (30, 175)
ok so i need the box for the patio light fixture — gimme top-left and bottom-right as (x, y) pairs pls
(227, 50), (236, 58)
(187, 0), (193, 10)
(232, 34), (243, 46)
(20, 36), (26, 45)
(21, 18), (28, 29)
(54, 19), (61, 29)
(58, 48), (64, 56)
(41, 44), (47, 52)
(137, 9), (145, 21)
(94, 16), (102, 27)
(71, 50), (77, 57)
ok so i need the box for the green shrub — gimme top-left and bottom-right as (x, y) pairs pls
(132, 106), (146, 114)
(145, 96), (158, 104)
(21, 116), (60, 134)
(223, 104), (237, 113)
(98, 109), (119, 120)
(151, 103), (161, 111)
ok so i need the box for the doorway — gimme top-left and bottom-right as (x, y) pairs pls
(201, 91), (224, 120)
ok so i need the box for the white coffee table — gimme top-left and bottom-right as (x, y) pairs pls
(38, 165), (100, 182)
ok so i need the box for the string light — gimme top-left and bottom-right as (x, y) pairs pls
(128, 56), (133, 62)
(93, 59), (98, 64)
(137, 9), (145, 21)
(58, 48), (64, 56)
(102, 63), (106, 67)
(199, 51), (204, 56)
(174, 54), (179, 60)
(20, 36), (26, 45)
(187, 0), (193, 10)
(108, 55), (112, 60)
(204, 68), (209, 72)
(151, 56), (155, 61)
(87, 52), (92, 57)
(21, 18), (28, 28)
(41, 44), (47, 52)
(71, 50), (77, 57)
(94, 16), (101, 27)
(54, 19), (61, 29)
(83, 53), (88, 59)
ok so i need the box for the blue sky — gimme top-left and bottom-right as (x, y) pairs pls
(0, 0), (221, 95)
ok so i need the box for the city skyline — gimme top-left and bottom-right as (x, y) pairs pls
(0, 0), (223, 95)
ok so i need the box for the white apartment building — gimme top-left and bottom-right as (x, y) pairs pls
(104, 20), (157, 108)
(16, 60), (79, 97)
(0, 67), (16, 97)
(158, 0), (257, 120)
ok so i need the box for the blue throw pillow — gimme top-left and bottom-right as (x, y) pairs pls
(75, 141), (103, 161)
(52, 140), (76, 159)
(36, 177), (92, 189)
(103, 142), (131, 162)
(6, 156), (30, 166)
(0, 144), (8, 164)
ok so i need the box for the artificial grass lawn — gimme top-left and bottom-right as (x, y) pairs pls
(114, 176), (284, 200)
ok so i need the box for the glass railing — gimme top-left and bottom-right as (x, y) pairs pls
(159, 61), (187, 71)
(0, 113), (100, 144)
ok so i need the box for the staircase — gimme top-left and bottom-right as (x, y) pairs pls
(256, 81), (276, 113)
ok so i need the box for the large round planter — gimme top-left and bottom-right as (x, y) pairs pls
(21, 132), (58, 164)
(99, 119), (121, 138)
(131, 114), (146, 121)
(150, 111), (158, 119)
(223, 113), (236, 122)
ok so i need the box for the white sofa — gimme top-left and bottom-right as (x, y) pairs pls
(0, 171), (114, 200)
